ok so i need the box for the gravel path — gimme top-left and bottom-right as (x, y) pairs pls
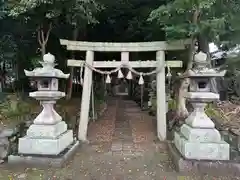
(0, 97), (239, 179)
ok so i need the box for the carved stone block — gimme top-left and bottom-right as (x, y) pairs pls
(175, 132), (229, 160)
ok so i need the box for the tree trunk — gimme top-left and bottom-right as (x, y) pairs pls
(66, 27), (79, 100)
(0, 81), (2, 92)
(41, 44), (46, 57)
(176, 8), (199, 118)
(1, 61), (6, 91)
(37, 23), (52, 57)
(198, 34), (218, 93)
(0, 65), (3, 92)
(198, 34), (210, 58)
(176, 41), (195, 117)
(177, 78), (190, 117)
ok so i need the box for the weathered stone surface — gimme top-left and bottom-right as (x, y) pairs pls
(0, 129), (14, 138)
(230, 147), (239, 160)
(0, 128), (15, 161)
(168, 142), (240, 175)
(60, 39), (190, 51)
(18, 130), (73, 155)
(111, 141), (123, 151)
(175, 132), (229, 160)
(26, 121), (67, 138)
(184, 92), (219, 100)
(0, 138), (9, 161)
(17, 53), (77, 160)
(173, 52), (230, 162)
(180, 124), (221, 142)
(184, 101), (215, 128)
(8, 141), (79, 168)
(229, 129), (240, 151)
(24, 53), (70, 79)
(219, 130), (229, 142)
(32, 101), (63, 125)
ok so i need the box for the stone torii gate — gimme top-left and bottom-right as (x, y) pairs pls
(60, 39), (189, 142)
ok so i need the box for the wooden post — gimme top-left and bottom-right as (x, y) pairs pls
(78, 51), (94, 142)
(156, 51), (166, 141)
(140, 84), (143, 109)
(66, 67), (74, 99)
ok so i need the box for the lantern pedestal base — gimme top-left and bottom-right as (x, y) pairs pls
(174, 131), (229, 160)
(168, 142), (240, 175)
(8, 141), (79, 168)
(18, 130), (73, 155)
(26, 121), (67, 139)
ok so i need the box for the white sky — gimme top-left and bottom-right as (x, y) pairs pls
(209, 42), (219, 53)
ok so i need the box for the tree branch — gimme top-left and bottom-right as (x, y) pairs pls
(44, 22), (52, 44)
(41, 29), (45, 45)
(187, 8), (200, 69)
(37, 26), (43, 45)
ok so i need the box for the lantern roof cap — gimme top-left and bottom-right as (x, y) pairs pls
(24, 53), (70, 79)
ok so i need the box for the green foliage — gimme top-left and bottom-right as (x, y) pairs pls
(86, 0), (165, 41)
(30, 56), (43, 67)
(168, 98), (177, 110)
(148, 0), (240, 42)
(224, 46), (240, 71)
(0, 93), (32, 119)
(205, 103), (229, 121)
(0, 1), (16, 64)
(8, 0), (63, 19)
(65, 0), (103, 27)
(217, 46), (240, 100)
(166, 98), (227, 121)
(0, 34), (17, 64)
(3, 0), (103, 73)
(0, 0), (7, 19)
(7, 0), (102, 29)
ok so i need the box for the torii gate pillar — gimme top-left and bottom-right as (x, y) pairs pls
(78, 51), (94, 142)
(156, 51), (166, 140)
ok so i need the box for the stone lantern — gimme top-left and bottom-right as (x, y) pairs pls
(174, 51), (229, 160)
(9, 53), (78, 166)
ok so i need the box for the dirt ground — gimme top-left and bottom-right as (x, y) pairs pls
(214, 101), (240, 130)
(1, 143), (238, 180)
(0, 98), (240, 179)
